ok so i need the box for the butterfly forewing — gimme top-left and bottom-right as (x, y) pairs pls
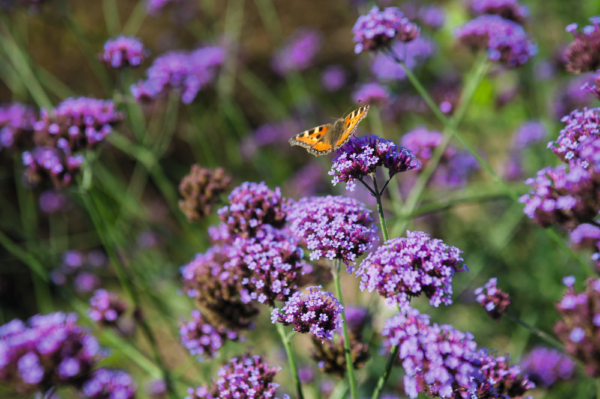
(335, 105), (370, 148)
(289, 124), (331, 149)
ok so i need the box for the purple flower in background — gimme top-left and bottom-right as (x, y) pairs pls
(100, 36), (148, 68)
(381, 309), (481, 399)
(455, 15), (537, 67)
(583, 72), (600, 101)
(22, 146), (84, 188)
(0, 312), (101, 395)
(343, 306), (369, 333)
(553, 73), (596, 119)
(398, 2), (446, 30)
(82, 369), (136, 399)
(357, 231), (467, 310)
(571, 223), (600, 249)
(475, 349), (535, 398)
(146, 0), (181, 15)
(39, 190), (71, 214)
(298, 367), (315, 383)
(131, 46), (225, 104)
(62, 250), (85, 273)
(321, 65), (347, 92)
(329, 135), (420, 191)
(272, 286), (343, 342)
(551, 107), (600, 166)
(179, 310), (240, 361)
(519, 164), (600, 229)
(74, 272), (102, 294)
(351, 83), (390, 105)
(372, 36), (436, 81)
(272, 28), (322, 75)
(474, 278), (511, 321)
(353, 6), (420, 54)
(253, 119), (301, 147)
(218, 182), (288, 238)
(287, 195), (377, 271)
(146, 379), (167, 399)
(521, 346), (576, 387)
(512, 121), (547, 150)
(88, 290), (128, 327)
(564, 17), (600, 74)
(284, 162), (327, 199)
(0, 102), (36, 152)
(469, 0), (529, 25)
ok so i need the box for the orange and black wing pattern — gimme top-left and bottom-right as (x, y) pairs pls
(334, 105), (370, 148)
(289, 124), (334, 156)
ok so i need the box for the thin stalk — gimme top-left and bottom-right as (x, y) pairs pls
(504, 311), (563, 351)
(332, 260), (358, 399)
(102, 0), (121, 36)
(276, 323), (304, 399)
(371, 345), (399, 399)
(123, 0), (147, 35)
(371, 176), (389, 241)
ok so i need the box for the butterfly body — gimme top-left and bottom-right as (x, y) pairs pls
(289, 105), (370, 156)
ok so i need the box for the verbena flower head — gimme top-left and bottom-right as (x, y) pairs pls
(554, 276), (600, 377)
(39, 190), (71, 214)
(551, 107), (600, 166)
(88, 289), (128, 328)
(371, 37), (436, 82)
(100, 36), (148, 68)
(218, 182), (288, 238)
(353, 6), (420, 54)
(179, 165), (231, 222)
(475, 349), (535, 398)
(131, 46), (225, 104)
(329, 135), (420, 191)
(179, 310), (240, 362)
(271, 286), (343, 342)
(512, 121), (547, 150)
(22, 146), (84, 188)
(180, 245), (259, 330)
(0, 102), (36, 152)
(287, 196), (377, 271)
(357, 231), (467, 310)
(564, 17), (600, 74)
(321, 65), (347, 92)
(469, 0), (529, 24)
(455, 15), (536, 67)
(382, 309), (481, 399)
(0, 312), (101, 395)
(474, 278), (511, 321)
(519, 164), (600, 229)
(521, 346), (576, 387)
(583, 72), (600, 101)
(271, 28), (322, 75)
(570, 224), (600, 269)
(82, 369), (136, 399)
(186, 355), (283, 399)
(351, 83), (390, 105)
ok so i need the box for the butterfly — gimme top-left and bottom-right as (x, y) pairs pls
(288, 105), (370, 156)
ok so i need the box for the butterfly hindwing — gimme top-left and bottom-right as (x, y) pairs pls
(307, 141), (334, 156)
(335, 105), (370, 148)
(288, 124), (331, 149)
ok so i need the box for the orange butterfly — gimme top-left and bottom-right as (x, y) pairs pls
(288, 105), (370, 156)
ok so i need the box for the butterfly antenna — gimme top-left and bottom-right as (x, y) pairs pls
(342, 100), (362, 118)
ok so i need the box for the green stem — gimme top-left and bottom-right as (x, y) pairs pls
(276, 323), (304, 399)
(102, 0), (121, 36)
(504, 311), (564, 351)
(371, 176), (389, 241)
(123, 0), (147, 35)
(332, 260), (358, 399)
(371, 345), (399, 399)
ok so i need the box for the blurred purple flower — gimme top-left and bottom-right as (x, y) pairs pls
(571, 224), (600, 268)
(474, 278), (511, 321)
(0, 102), (36, 152)
(272, 28), (322, 75)
(297, 367), (315, 383)
(512, 121), (547, 150)
(254, 119), (301, 147)
(564, 17), (600, 74)
(88, 289), (128, 328)
(343, 306), (369, 333)
(179, 310), (240, 361)
(39, 190), (71, 214)
(455, 15), (537, 67)
(82, 369), (136, 399)
(100, 36), (148, 68)
(272, 286), (343, 342)
(553, 74), (596, 120)
(357, 231), (467, 310)
(321, 65), (347, 92)
(146, 0), (181, 15)
(469, 0), (529, 24)
(351, 83), (390, 105)
(371, 36), (436, 81)
(22, 146), (83, 189)
(353, 6), (420, 54)
(398, 2), (446, 30)
(74, 272), (101, 294)
(521, 346), (576, 387)
(146, 379), (167, 399)
(284, 162), (327, 199)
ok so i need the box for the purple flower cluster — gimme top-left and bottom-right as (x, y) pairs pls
(399, 2), (446, 30)
(521, 346), (576, 387)
(519, 164), (600, 229)
(371, 37), (436, 82)
(469, 0), (529, 25)
(554, 276), (600, 377)
(0, 102), (36, 152)
(88, 289), (128, 327)
(329, 135), (420, 191)
(22, 146), (84, 188)
(100, 36), (148, 68)
(287, 195), (377, 270)
(185, 355), (283, 399)
(475, 349), (535, 398)
(382, 309), (481, 399)
(550, 107), (600, 166)
(351, 83), (390, 105)
(179, 310), (240, 361)
(571, 223), (600, 268)
(357, 231), (467, 310)
(271, 28), (322, 75)
(564, 17), (600, 74)
(321, 65), (347, 92)
(218, 182), (289, 238)
(474, 278), (511, 321)
(271, 286), (343, 342)
(51, 250), (105, 293)
(0, 313), (102, 395)
(353, 6), (420, 54)
(146, 0), (181, 15)
(455, 15), (536, 67)
(82, 368), (137, 399)
(131, 46), (225, 104)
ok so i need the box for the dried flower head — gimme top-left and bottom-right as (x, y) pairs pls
(357, 231), (467, 310)
(88, 289), (128, 328)
(82, 369), (137, 399)
(329, 135), (420, 192)
(521, 346), (576, 387)
(100, 36), (148, 68)
(179, 310), (240, 362)
(271, 28), (322, 75)
(179, 166), (231, 222)
(271, 286), (343, 342)
(287, 195), (377, 271)
(310, 332), (370, 378)
(353, 6), (420, 54)
(564, 17), (600, 74)
(469, 0), (529, 25)
(474, 278), (511, 321)
(0, 102), (36, 152)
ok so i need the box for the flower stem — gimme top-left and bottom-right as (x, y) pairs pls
(371, 176), (389, 241)
(276, 323), (304, 399)
(332, 260), (358, 399)
(504, 311), (564, 351)
(371, 345), (399, 399)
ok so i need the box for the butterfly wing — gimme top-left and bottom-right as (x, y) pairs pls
(289, 124), (334, 156)
(334, 105), (370, 148)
